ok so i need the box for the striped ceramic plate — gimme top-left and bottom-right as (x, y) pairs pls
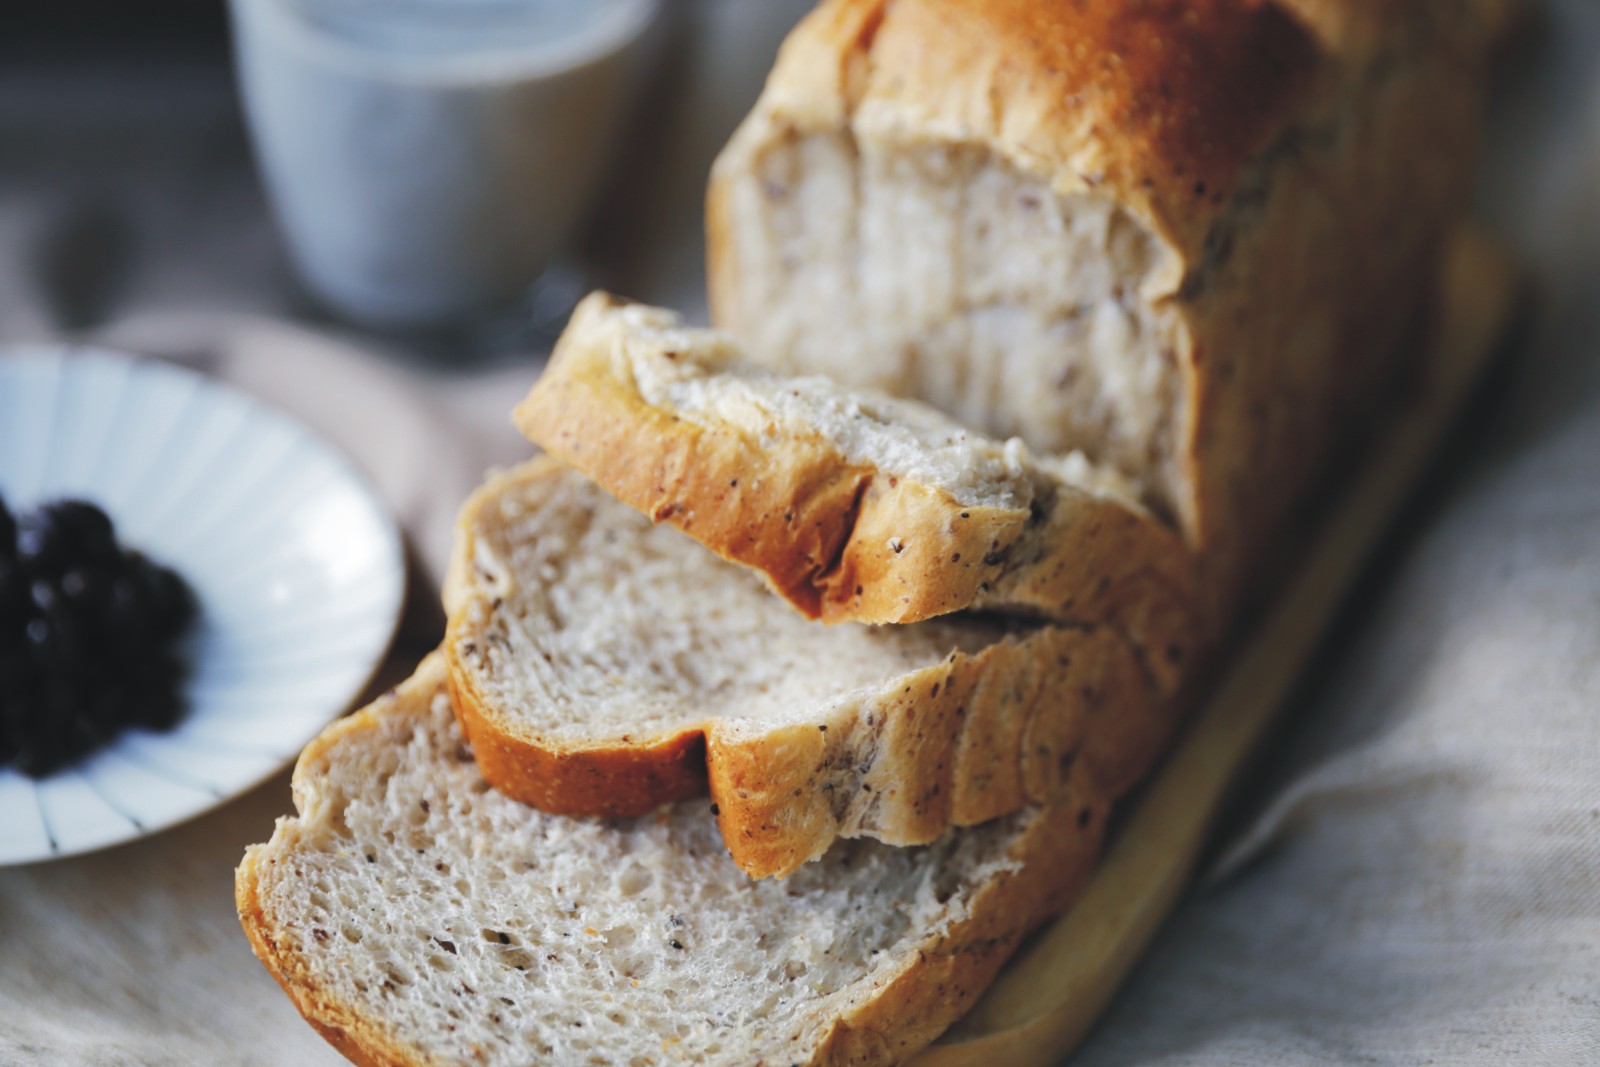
(0, 348), (405, 864)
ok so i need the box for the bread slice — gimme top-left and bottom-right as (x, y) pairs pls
(443, 458), (1172, 879)
(514, 293), (1200, 700)
(237, 653), (1109, 1067)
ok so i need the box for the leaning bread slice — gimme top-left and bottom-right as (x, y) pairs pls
(444, 458), (1171, 879)
(515, 292), (1200, 697)
(237, 655), (1108, 1067)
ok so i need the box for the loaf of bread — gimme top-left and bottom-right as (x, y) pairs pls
(444, 458), (1173, 878)
(237, 654), (1108, 1067)
(516, 293), (1199, 699)
(240, 4), (1506, 1063)
(707, 0), (1501, 625)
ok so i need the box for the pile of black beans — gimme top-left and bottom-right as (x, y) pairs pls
(0, 497), (198, 778)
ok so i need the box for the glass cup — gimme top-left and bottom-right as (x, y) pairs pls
(229, 0), (661, 329)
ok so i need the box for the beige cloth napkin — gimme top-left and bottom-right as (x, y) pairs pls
(1, 4), (1597, 1065)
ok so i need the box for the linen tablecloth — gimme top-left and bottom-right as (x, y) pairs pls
(1, 3), (1596, 1063)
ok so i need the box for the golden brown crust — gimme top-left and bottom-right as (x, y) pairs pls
(705, 624), (1173, 878)
(443, 459), (1182, 879)
(516, 294), (1205, 694)
(816, 481), (1030, 627)
(236, 657), (1119, 1067)
(1165, 12), (1483, 621)
(444, 643), (710, 818)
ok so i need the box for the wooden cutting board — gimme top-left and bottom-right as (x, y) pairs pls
(912, 228), (1519, 1067)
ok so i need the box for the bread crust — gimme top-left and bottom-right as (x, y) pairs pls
(444, 459), (1179, 879)
(446, 641), (710, 818)
(705, 622), (1173, 878)
(516, 294), (1203, 695)
(237, 655), (1116, 1067)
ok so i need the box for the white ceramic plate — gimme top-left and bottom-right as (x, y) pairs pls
(0, 348), (405, 865)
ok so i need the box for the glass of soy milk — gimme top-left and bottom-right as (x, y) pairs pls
(229, 0), (661, 329)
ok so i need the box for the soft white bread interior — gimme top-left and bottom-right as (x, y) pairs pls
(708, 0), (1498, 625)
(237, 654), (1108, 1067)
(515, 295), (1201, 700)
(444, 458), (1173, 878)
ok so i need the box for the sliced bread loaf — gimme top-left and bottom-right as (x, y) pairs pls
(237, 653), (1108, 1067)
(707, 0), (1500, 626)
(514, 293), (1200, 699)
(443, 458), (1172, 879)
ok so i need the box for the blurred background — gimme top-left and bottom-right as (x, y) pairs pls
(0, 0), (814, 354)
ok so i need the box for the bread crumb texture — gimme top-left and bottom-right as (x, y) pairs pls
(240, 659), (1096, 1067)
